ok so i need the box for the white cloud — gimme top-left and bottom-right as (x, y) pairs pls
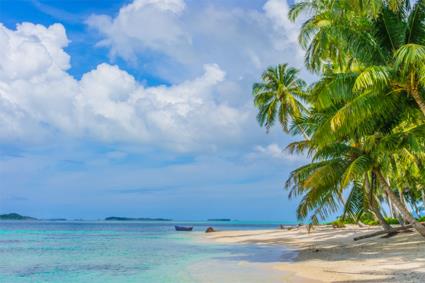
(0, 0), (306, 154)
(263, 0), (299, 46)
(0, 1), (312, 219)
(0, 23), (69, 80)
(249, 143), (307, 163)
(87, 0), (188, 64)
(0, 23), (250, 152)
(87, 0), (304, 82)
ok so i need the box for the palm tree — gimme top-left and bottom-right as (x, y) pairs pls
(286, 120), (425, 235)
(253, 0), (425, 237)
(261, 60), (425, 234)
(363, 172), (392, 231)
(288, 0), (385, 73)
(291, 0), (425, 115)
(252, 64), (308, 137)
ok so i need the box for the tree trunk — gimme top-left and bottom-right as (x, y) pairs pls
(395, 210), (406, 226)
(353, 225), (414, 241)
(365, 174), (392, 231)
(398, 188), (409, 224)
(388, 193), (405, 225)
(370, 201), (392, 231)
(375, 170), (425, 237)
(411, 195), (421, 218)
(422, 190), (425, 216)
(372, 202), (391, 230)
(411, 85), (425, 116)
(399, 188), (407, 209)
(386, 193), (395, 218)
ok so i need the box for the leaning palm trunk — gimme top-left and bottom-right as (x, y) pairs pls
(386, 193), (395, 218)
(397, 188), (408, 225)
(395, 210), (406, 226)
(410, 195), (421, 218)
(422, 190), (425, 215)
(411, 87), (425, 116)
(370, 201), (392, 231)
(375, 170), (425, 237)
(365, 174), (391, 231)
(386, 182), (405, 225)
(389, 197), (405, 225)
(399, 188), (408, 210)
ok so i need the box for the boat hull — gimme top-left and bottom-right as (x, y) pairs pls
(175, 226), (193, 231)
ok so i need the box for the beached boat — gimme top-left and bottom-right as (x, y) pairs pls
(175, 226), (193, 231)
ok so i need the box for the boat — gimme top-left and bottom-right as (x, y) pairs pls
(175, 225), (193, 231)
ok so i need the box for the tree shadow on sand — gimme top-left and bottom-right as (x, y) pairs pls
(210, 228), (425, 282)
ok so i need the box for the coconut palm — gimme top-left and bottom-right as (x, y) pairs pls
(253, 0), (425, 237)
(286, 119), (425, 235)
(252, 64), (308, 136)
(291, 0), (425, 115)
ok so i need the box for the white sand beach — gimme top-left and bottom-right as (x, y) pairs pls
(203, 225), (425, 282)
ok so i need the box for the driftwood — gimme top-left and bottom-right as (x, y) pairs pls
(354, 225), (413, 241)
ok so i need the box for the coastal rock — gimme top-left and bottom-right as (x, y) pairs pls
(205, 227), (215, 233)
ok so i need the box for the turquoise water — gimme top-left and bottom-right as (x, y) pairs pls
(0, 221), (295, 283)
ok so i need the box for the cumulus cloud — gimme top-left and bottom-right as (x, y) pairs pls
(0, 23), (70, 80)
(87, 0), (304, 82)
(0, 23), (249, 151)
(87, 0), (188, 65)
(0, 0), (305, 154)
(0, 1), (310, 218)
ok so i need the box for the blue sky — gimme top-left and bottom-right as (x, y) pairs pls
(0, 0), (311, 221)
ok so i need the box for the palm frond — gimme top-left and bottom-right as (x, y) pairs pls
(394, 44), (425, 75)
(353, 66), (391, 93)
(342, 181), (366, 221)
(407, 0), (425, 44)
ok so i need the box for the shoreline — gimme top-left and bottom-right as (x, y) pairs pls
(202, 225), (425, 282)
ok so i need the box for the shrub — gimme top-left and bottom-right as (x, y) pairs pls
(326, 214), (399, 226)
(417, 216), (425, 222)
(330, 219), (345, 228)
(384, 217), (399, 225)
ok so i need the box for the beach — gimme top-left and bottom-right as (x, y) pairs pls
(204, 225), (425, 282)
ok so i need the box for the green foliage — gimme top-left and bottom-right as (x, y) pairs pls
(328, 214), (400, 226)
(385, 218), (401, 225)
(252, 0), (425, 228)
(329, 218), (346, 228)
(252, 64), (307, 133)
(417, 216), (425, 222)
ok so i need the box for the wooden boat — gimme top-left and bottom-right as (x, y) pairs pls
(175, 225), (193, 231)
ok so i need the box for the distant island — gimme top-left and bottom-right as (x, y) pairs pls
(0, 213), (37, 220)
(105, 217), (172, 221)
(208, 218), (231, 222)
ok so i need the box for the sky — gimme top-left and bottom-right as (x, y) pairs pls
(0, 0), (312, 221)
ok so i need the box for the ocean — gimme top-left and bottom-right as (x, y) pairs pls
(0, 221), (296, 283)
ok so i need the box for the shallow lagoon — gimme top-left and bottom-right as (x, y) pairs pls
(0, 221), (296, 283)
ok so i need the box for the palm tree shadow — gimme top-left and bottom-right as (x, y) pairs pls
(331, 268), (425, 283)
(210, 229), (425, 282)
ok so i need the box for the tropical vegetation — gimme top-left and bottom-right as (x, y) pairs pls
(253, 0), (425, 236)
